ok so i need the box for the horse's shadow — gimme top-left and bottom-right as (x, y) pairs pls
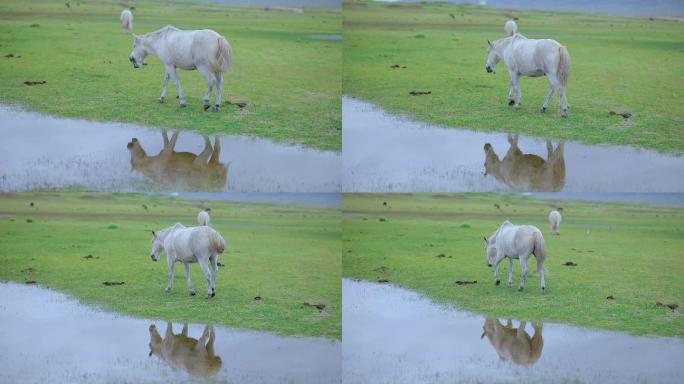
(484, 134), (565, 192)
(148, 322), (222, 377)
(127, 130), (228, 191)
(481, 318), (544, 366)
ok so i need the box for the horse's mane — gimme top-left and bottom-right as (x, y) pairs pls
(143, 25), (180, 40)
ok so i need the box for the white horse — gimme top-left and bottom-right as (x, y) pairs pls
(548, 210), (561, 235)
(504, 19), (517, 37)
(120, 9), (133, 33)
(150, 223), (226, 299)
(484, 220), (547, 294)
(129, 25), (232, 111)
(485, 23), (570, 117)
(197, 210), (211, 226)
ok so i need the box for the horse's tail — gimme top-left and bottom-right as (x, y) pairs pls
(533, 230), (547, 274)
(209, 229), (226, 255)
(557, 45), (570, 88)
(215, 36), (232, 72)
(504, 20), (517, 37)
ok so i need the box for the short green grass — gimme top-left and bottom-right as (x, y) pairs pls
(0, 0), (341, 150)
(343, 1), (684, 153)
(0, 192), (341, 339)
(343, 193), (684, 338)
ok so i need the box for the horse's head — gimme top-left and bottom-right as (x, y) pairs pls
(150, 230), (163, 261)
(129, 35), (148, 69)
(484, 236), (497, 267)
(485, 40), (501, 73)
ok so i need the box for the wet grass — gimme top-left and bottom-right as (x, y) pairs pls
(343, 193), (684, 338)
(343, 1), (684, 153)
(0, 0), (341, 150)
(0, 192), (341, 339)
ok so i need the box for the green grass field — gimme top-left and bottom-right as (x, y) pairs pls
(343, 193), (684, 338)
(0, 0), (341, 150)
(0, 192), (341, 339)
(343, 0), (684, 153)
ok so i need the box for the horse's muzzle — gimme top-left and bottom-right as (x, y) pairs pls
(150, 254), (157, 261)
(488, 263), (492, 267)
(486, 66), (493, 73)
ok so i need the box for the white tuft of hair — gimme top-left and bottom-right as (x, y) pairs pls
(504, 20), (517, 37)
(197, 210), (211, 227)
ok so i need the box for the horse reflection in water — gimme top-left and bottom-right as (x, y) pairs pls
(127, 130), (228, 191)
(484, 134), (565, 192)
(481, 318), (544, 366)
(148, 322), (222, 377)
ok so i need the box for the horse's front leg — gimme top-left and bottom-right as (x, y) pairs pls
(507, 258), (514, 288)
(508, 71), (521, 110)
(507, 81), (515, 106)
(159, 70), (170, 103)
(183, 262), (196, 296)
(165, 257), (174, 293)
(167, 65), (186, 107)
(518, 255), (528, 292)
(493, 253), (505, 286)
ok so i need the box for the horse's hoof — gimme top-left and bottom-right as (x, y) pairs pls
(539, 107), (546, 113)
(164, 288), (171, 293)
(495, 280), (501, 286)
(189, 291), (196, 296)
(514, 105), (520, 111)
(211, 292), (216, 297)
(517, 287), (524, 292)
(203, 104), (210, 111)
(212, 104), (219, 112)
(158, 97), (165, 104)
(541, 287), (546, 295)
(179, 103), (187, 108)
(507, 282), (512, 288)
(508, 99), (515, 106)
(561, 112), (568, 118)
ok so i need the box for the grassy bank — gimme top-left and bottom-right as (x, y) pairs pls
(0, 192), (341, 339)
(0, 0), (341, 150)
(343, 193), (684, 338)
(343, 0), (684, 153)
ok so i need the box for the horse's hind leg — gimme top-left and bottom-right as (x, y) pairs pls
(159, 70), (170, 103)
(197, 256), (215, 299)
(559, 85), (569, 118)
(540, 83), (555, 113)
(507, 258), (514, 288)
(198, 67), (216, 111)
(213, 72), (224, 112)
(183, 262), (196, 296)
(194, 136), (213, 166)
(209, 136), (221, 164)
(507, 81), (515, 106)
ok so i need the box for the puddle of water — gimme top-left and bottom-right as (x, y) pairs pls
(0, 105), (340, 193)
(342, 279), (684, 384)
(343, 97), (684, 193)
(0, 282), (340, 384)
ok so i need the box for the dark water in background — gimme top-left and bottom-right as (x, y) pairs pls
(343, 279), (684, 384)
(0, 282), (341, 384)
(376, 0), (684, 17)
(200, 0), (341, 9)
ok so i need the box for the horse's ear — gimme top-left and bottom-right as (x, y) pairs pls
(487, 40), (492, 47)
(483, 236), (488, 243)
(148, 348), (153, 357)
(151, 230), (156, 238)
